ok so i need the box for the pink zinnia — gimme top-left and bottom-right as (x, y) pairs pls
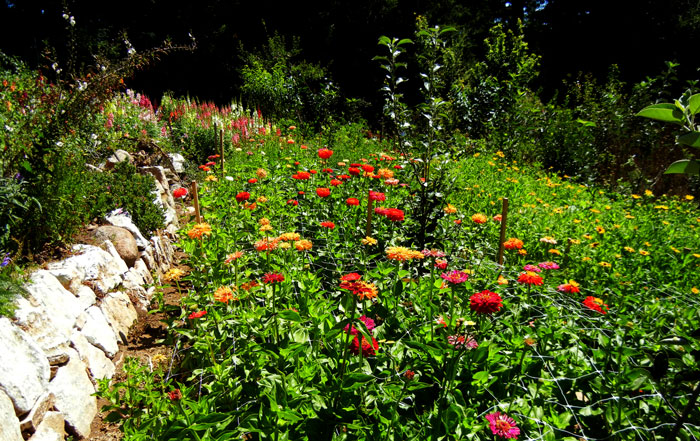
(523, 264), (541, 273)
(538, 261), (559, 270)
(369, 191), (385, 201)
(441, 270), (469, 284)
(344, 315), (376, 335)
(485, 412), (520, 439)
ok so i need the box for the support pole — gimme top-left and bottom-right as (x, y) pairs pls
(220, 128), (225, 176)
(191, 181), (202, 224)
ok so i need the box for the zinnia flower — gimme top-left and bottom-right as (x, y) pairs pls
(538, 261), (559, 270)
(341, 273), (362, 282)
(485, 412), (520, 439)
(168, 389), (183, 401)
(344, 315), (376, 335)
(236, 192), (250, 202)
(278, 232), (301, 241)
(346, 197), (360, 206)
(256, 168), (268, 178)
(385, 208), (404, 222)
(248, 178), (258, 184)
(523, 264), (541, 272)
(504, 238), (524, 249)
(320, 221), (335, 229)
(188, 310), (207, 319)
(386, 246), (425, 261)
(369, 191), (386, 201)
(470, 290), (503, 314)
(361, 164), (375, 173)
(441, 270), (470, 284)
(517, 271), (543, 285)
(471, 213), (488, 224)
(583, 296), (608, 314)
(318, 148), (334, 159)
(294, 239), (313, 251)
(422, 249), (446, 258)
(214, 286), (235, 303)
(447, 334), (478, 350)
(254, 237), (278, 252)
(262, 273), (284, 284)
(187, 223), (212, 239)
(316, 187), (331, 198)
(292, 171), (311, 180)
(349, 335), (379, 357)
(340, 280), (378, 300)
(224, 251), (244, 263)
(434, 259), (448, 270)
(362, 236), (377, 246)
(558, 280), (580, 293)
(163, 268), (186, 282)
(330, 179), (342, 186)
(173, 187), (188, 198)
(443, 204), (457, 214)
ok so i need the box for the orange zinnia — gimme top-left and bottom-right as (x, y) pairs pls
(386, 246), (425, 261)
(517, 271), (543, 285)
(187, 223), (212, 239)
(504, 238), (524, 250)
(214, 286), (235, 303)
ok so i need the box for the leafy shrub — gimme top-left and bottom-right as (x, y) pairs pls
(87, 161), (165, 236)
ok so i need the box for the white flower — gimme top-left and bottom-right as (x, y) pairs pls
(225, 176), (234, 181)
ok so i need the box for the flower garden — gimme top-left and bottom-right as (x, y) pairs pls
(95, 100), (700, 440)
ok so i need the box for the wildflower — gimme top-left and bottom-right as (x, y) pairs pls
(558, 280), (580, 293)
(523, 264), (541, 273)
(362, 236), (377, 246)
(236, 192), (250, 202)
(598, 261), (612, 268)
(471, 213), (488, 224)
(422, 249), (446, 258)
(369, 191), (386, 201)
(187, 223), (212, 239)
(441, 270), (470, 284)
(294, 239), (313, 251)
(248, 178), (258, 184)
(254, 237), (278, 252)
(497, 275), (509, 285)
(639, 249), (649, 256)
(173, 187), (188, 198)
(485, 411), (520, 439)
(340, 280), (378, 300)
(444, 204), (458, 214)
(214, 286), (235, 303)
(316, 187), (331, 198)
(320, 221), (335, 229)
(493, 214), (502, 222)
(503, 238), (524, 250)
(346, 197), (360, 206)
(318, 148), (333, 159)
(538, 261), (559, 270)
(517, 271), (543, 286)
(344, 315), (376, 335)
(435, 316), (448, 327)
(540, 236), (557, 245)
(596, 226), (606, 234)
(685, 195), (694, 201)
(403, 370), (415, 380)
(548, 249), (561, 256)
(287, 199), (298, 206)
(256, 168), (268, 178)
(692, 287), (699, 294)
(349, 335), (379, 357)
(583, 296), (608, 314)
(385, 208), (405, 222)
(470, 290), (503, 315)
(386, 246), (425, 261)
(262, 273), (284, 284)
(434, 259), (448, 269)
(645, 189), (654, 197)
(168, 389), (183, 401)
(188, 310), (207, 319)
(224, 251), (244, 263)
(163, 268), (186, 282)
(447, 334), (478, 350)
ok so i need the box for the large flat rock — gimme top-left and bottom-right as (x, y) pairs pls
(48, 348), (96, 438)
(0, 389), (23, 441)
(78, 306), (119, 357)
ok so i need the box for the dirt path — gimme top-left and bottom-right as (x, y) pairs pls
(87, 250), (189, 441)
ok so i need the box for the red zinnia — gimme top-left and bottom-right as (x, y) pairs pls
(248, 178), (258, 184)
(469, 290), (503, 315)
(517, 271), (543, 285)
(188, 310), (207, 319)
(369, 191), (386, 201)
(168, 389), (183, 401)
(236, 192), (250, 202)
(173, 187), (188, 198)
(262, 273), (285, 284)
(330, 179), (342, 186)
(385, 208), (404, 222)
(349, 167), (360, 176)
(316, 187), (331, 198)
(361, 164), (375, 173)
(341, 273), (362, 282)
(583, 296), (608, 314)
(346, 197), (360, 206)
(292, 171), (311, 180)
(349, 335), (379, 357)
(287, 199), (298, 206)
(320, 221), (335, 229)
(318, 148), (334, 159)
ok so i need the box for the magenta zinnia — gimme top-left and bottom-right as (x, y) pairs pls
(262, 273), (284, 284)
(469, 290), (503, 315)
(485, 412), (520, 439)
(441, 270), (469, 284)
(349, 335), (379, 357)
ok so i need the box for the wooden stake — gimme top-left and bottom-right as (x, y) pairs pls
(191, 181), (202, 224)
(220, 128), (225, 176)
(497, 197), (509, 266)
(365, 196), (374, 238)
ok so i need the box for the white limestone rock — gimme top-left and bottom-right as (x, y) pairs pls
(168, 152), (186, 173)
(48, 244), (127, 294)
(78, 306), (119, 358)
(0, 389), (23, 441)
(48, 348), (96, 439)
(70, 330), (115, 381)
(100, 291), (137, 341)
(0, 318), (50, 415)
(74, 284), (97, 311)
(133, 258), (154, 285)
(27, 411), (65, 441)
(19, 391), (55, 433)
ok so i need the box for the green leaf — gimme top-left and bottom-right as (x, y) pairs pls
(689, 93), (700, 115)
(677, 131), (700, 148)
(636, 103), (684, 124)
(575, 118), (596, 127)
(664, 159), (700, 175)
(397, 38), (414, 46)
(278, 310), (301, 322)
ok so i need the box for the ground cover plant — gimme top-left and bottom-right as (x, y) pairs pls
(98, 113), (700, 440)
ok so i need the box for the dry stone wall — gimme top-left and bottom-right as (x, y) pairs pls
(0, 152), (184, 440)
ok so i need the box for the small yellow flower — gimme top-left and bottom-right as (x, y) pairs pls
(631, 194), (641, 199)
(625, 214), (635, 219)
(569, 239), (581, 245)
(599, 261), (612, 268)
(257, 196), (268, 203)
(645, 190), (654, 197)
(573, 219), (582, 224)
(582, 257), (592, 262)
(259, 224), (273, 232)
(654, 205), (669, 210)
(590, 208), (601, 214)
(163, 268), (186, 282)
(259, 217), (271, 226)
(692, 287), (699, 294)
(644, 242), (652, 247)
(495, 151), (505, 158)
(596, 226), (606, 234)
(583, 234), (593, 240)
(497, 275), (509, 285)
(278, 242), (291, 249)
(518, 249), (528, 256)
(444, 204), (458, 214)
(639, 249), (649, 256)
(624, 246), (635, 253)
(685, 195), (694, 201)
(204, 175), (218, 182)
(362, 236), (377, 246)
(670, 246), (680, 253)
(548, 249), (561, 255)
